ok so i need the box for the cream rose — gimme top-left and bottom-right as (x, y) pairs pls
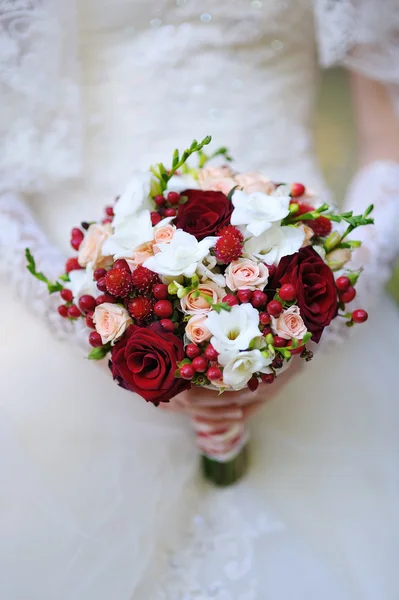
(198, 166), (236, 195)
(234, 171), (275, 195)
(185, 314), (212, 344)
(225, 258), (269, 291)
(326, 248), (352, 271)
(78, 223), (113, 269)
(271, 305), (307, 341)
(299, 224), (314, 247)
(180, 281), (225, 315)
(93, 303), (132, 345)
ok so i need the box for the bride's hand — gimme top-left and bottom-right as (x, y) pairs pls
(160, 357), (302, 426)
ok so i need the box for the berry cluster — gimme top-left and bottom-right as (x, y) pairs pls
(151, 191), (183, 225)
(179, 343), (222, 383)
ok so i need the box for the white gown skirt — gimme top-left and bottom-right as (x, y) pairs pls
(1, 279), (398, 599)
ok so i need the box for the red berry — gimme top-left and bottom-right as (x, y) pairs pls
(204, 344), (219, 362)
(61, 288), (73, 302)
(185, 343), (201, 360)
(260, 312), (271, 325)
(79, 294), (96, 313)
(167, 191), (180, 205)
(96, 294), (117, 305)
(160, 319), (175, 332)
(290, 345), (304, 355)
(217, 225), (244, 242)
(352, 309), (368, 324)
(290, 183), (305, 197)
(128, 297), (153, 320)
(85, 311), (95, 329)
(279, 284), (296, 302)
(58, 305), (68, 318)
(267, 300), (283, 317)
(132, 265), (160, 294)
(336, 276), (350, 292)
(65, 258), (82, 273)
(339, 286), (356, 304)
(307, 216), (332, 237)
(154, 195), (166, 207)
(206, 366), (222, 381)
(248, 376), (259, 392)
(274, 336), (287, 348)
(164, 208), (177, 217)
(262, 325), (272, 336)
(105, 268), (132, 297)
(153, 283), (169, 300)
(192, 355), (208, 373)
(102, 218), (113, 225)
(97, 277), (107, 292)
(214, 232), (243, 264)
(89, 331), (103, 348)
(67, 304), (81, 319)
(154, 299), (173, 318)
(237, 289), (252, 303)
(261, 373), (275, 384)
(265, 263), (276, 279)
(151, 211), (162, 226)
(113, 259), (131, 273)
(94, 268), (107, 281)
(222, 294), (239, 307)
(105, 206), (114, 217)
(272, 356), (283, 369)
(251, 290), (267, 308)
(180, 363), (195, 380)
(71, 228), (84, 251)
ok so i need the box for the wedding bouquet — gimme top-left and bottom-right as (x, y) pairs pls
(26, 136), (373, 485)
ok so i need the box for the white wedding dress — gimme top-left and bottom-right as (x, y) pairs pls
(1, 1), (399, 599)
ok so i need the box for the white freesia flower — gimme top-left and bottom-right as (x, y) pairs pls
(206, 303), (261, 356)
(167, 173), (200, 193)
(144, 229), (217, 277)
(113, 171), (154, 227)
(221, 350), (273, 390)
(231, 189), (290, 236)
(244, 224), (305, 265)
(102, 210), (153, 259)
(65, 266), (98, 300)
(197, 254), (226, 288)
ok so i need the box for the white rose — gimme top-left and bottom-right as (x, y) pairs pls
(231, 189), (290, 237)
(221, 350), (272, 390)
(64, 266), (98, 300)
(244, 224), (305, 265)
(93, 303), (132, 345)
(144, 229), (217, 278)
(206, 303), (261, 355)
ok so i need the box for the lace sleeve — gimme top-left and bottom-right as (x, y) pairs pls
(0, 193), (89, 350)
(319, 161), (399, 348)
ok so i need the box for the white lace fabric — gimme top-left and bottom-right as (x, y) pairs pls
(1, 1), (399, 599)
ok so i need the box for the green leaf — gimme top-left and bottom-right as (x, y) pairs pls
(294, 211), (316, 221)
(302, 332), (312, 343)
(174, 369), (182, 378)
(363, 204), (374, 217)
(177, 358), (192, 368)
(25, 248), (63, 294)
(59, 273), (70, 282)
(227, 185), (239, 202)
(88, 346), (109, 360)
(211, 302), (231, 313)
(347, 269), (363, 286)
(291, 338), (299, 348)
(172, 149), (179, 168)
(281, 349), (292, 360)
(315, 203), (329, 213)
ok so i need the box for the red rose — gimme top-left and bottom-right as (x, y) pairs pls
(109, 323), (190, 404)
(175, 190), (233, 240)
(270, 247), (338, 343)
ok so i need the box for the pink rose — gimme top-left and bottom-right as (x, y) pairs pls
(153, 224), (176, 251)
(93, 303), (133, 345)
(127, 241), (155, 271)
(185, 314), (212, 344)
(225, 258), (269, 291)
(78, 223), (113, 269)
(180, 281), (225, 315)
(234, 171), (275, 194)
(271, 305), (307, 340)
(198, 166), (236, 195)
